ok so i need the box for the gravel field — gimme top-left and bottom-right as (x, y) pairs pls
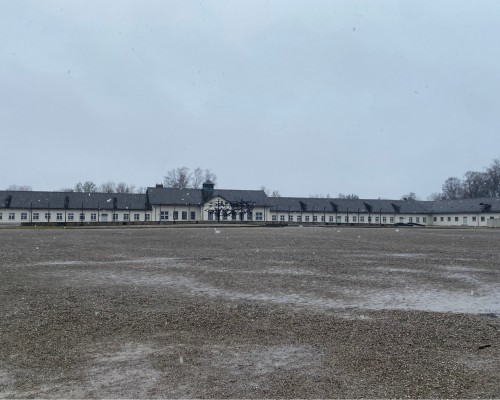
(0, 226), (499, 398)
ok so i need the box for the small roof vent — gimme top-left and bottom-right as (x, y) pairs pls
(4, 195), (12, 208)
(479, 203), (491, 212)
(391, 203), (401, 213)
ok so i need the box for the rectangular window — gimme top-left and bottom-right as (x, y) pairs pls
(112, 213), (118, 221)
(353, 216), (357, 222)
(272, 215), (277, 221)
(345, 216), (349, 223)
(490, 216), (494, 219)
(247, 211), (253, 221)
(409, 217), (413, 223)
(481, 216), (485, 222)
(336, 215), (341, 222)
(280, 215), (285, 222)
(256, 212), (263, 221)
(423, 217), (426, 223)
(68, 213), (74, 221)
(416, 217), (420, 223)
(472, 216), (477, 221)
(368, 216), (372, 223)
(440, 217), (444, 222)
(45, 213), (51, 221)
(173, 211), (178, 220)
(455, 216), (459, 222)
(160, 211), (169, 220)
(360, 216), (365, 222)
(9, 212), (16, 220)
(289, 215), (293, 222)
(448, 217), (451, 222)
(375, 216), (380, 223)
(33, 212), (39, 220)
(305, 216), (310, 222)
(190, 211), (196, 220)
(123, 214), (129, 221)
(182, 211), (187, 220)
(312, 215), (317, 222)
(0, 212), (2, 220)
(91, 213), (97, 221)
(134, 213), (140, 221)
(145, 213), (151, 221)
(390, 217), (394, 223)
(80, 213), (85, 221)
(434, 217), (437, 221)
(329, 216), (334, 222)
(208, 210), (214, 220)
(56, 213), (63, 221)
(382, 216), (387, 223)
(321, 215), (325, 222)
(21, 212), (28, 220)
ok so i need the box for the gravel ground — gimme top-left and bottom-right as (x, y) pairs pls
(0, 226), (499, 398)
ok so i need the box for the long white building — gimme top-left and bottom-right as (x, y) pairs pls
(1, 181), (500, 227)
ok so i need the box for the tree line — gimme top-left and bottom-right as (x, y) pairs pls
(62, 181), (146, 194)
(164, 167), (216, 189)
(430, 158), (500, 200)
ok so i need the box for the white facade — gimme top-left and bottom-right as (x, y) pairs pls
(2, 189), (500, 227)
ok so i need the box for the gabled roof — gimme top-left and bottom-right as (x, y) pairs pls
(146, 188), (203, 206)
(0, 191), (148, 211)
(146, 187), (268, 206)
(213, 189), (268, 205)
(268, 197), (434, 214)
(430, 197), (500, 214)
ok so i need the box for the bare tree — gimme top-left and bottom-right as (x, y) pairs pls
(136, 186), (147, 194)
(192, 168), (205, 189)
(6, 184), (32, 191)
(271, 190), (281, 197)
(462, 171), (489, 198)
(74, 181), (97, 193)
(441, 177), (463, 200)
(204, 169), (217, 185)
(164, 167), (192, 189)
(100, 181), (117, 193)
(116, 182), (136, 193)
(486, 158), (500, 197)
(427, 192), (443, 201)
(165, 167), (217, 189)
(338, 193), (359, 199)
(401, 192), (419, 201)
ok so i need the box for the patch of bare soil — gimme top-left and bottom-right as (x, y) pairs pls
(1, 227), (499, 398)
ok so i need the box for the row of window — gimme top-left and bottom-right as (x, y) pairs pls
(0, 212), (151, 222)
(160, 211), (196, 220)
(205, 211), (264, 221)
(270, 215), (427, 223)
(434, 215), (491, 223)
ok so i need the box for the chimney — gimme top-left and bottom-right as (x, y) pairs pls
(202, 180), (214, 202)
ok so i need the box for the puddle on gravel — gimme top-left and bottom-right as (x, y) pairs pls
(34, 257), (500, 317)
(83, 343), (160, 398)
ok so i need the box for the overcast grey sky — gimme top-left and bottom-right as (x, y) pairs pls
(2, 0), (500, 198)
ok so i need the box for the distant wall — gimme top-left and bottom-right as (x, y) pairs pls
(487, 219), (500, 228)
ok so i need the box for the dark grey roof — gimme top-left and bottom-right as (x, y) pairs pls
(0, 191), (148, 211)
(146, 188), (203, 206)
(146, 187), (268, 206)
(213, 189), (268, 205)
(268, 197), (434, 214)
(429, 197), (500, 214)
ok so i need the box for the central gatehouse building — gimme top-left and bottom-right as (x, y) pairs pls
(1, 181), (500, 227)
